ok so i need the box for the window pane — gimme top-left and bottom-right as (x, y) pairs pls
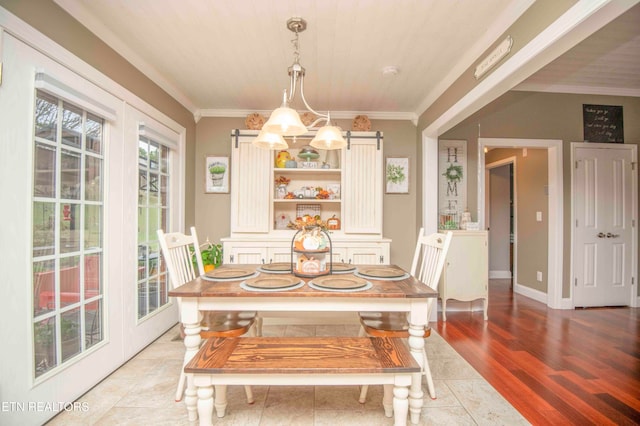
(61, 308), (81, 362)
(85, 299), (102, 349)
(85, 155), (102, 201)
(138, 140), (148, 168)
(84, 254), (102, 296)
(160, 145), (169, 173)
(33, 260), (55, 316)
(34, 317), (57, 377)
(34, 142), (56, 197)
(159, 273), (168, 306)
(61, 149), (81, 199)
(138, 170), (147, 204)
(85, 113), (103, 154)
(60, 256), (80, 307)
(61, 103), (82, 148)
(148, 276), (159, 314)
(33, 201), (55, 257)
(84, 205), (102, 249)
(149, 172), (159, 201)
(60, 203), (80, 253)
(160, 175), (168, 206)
(137, 282), (148, 319)
(138, 245), (148, 281)
(35, 92), (58, 141)
(149, 142), (159, 171)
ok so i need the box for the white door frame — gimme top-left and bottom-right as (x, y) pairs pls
(570, 142), (638, 308)
(486, 156), (517, 282)
(479, 138), (565, 309)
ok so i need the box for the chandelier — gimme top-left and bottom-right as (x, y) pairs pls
(253, 17), (346, 151)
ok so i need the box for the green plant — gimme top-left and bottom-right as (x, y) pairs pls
(192, 241), (222, 270)
(209, 163), (226, 174)
(386, 164), (406, 184)
(443, 164), (463, 182)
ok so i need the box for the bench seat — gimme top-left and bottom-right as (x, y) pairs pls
(184, 336), (420, 426)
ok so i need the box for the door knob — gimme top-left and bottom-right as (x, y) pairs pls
(597, 232), (606, 238)
(606, 233), (619, 238)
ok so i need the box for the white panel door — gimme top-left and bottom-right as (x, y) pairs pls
(573, 145), (635, 307)
(230, 134), (271, 233)
(343, 135), (383, 234)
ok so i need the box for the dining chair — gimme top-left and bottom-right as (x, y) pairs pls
(157, 226), (257, 403)
(358, 229), (453, 402)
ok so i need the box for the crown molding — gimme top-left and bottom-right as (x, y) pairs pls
(197, 109), (418, 125)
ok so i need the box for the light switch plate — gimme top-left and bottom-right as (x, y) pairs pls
(536, 211), (542, 222)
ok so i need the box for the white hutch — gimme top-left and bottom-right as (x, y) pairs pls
(222, 129), (391, 267)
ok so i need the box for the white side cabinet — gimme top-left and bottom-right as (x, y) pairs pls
(440, 230), (488, 321)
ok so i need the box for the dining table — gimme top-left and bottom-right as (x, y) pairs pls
(168, 263), (437, 424)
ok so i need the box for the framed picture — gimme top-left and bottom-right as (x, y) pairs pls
(205, 155), (230, 193)
(385, 157), (409, 194)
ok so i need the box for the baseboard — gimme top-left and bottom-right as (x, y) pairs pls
(489, 270), (512, 279)
(513, 282), (547, 304)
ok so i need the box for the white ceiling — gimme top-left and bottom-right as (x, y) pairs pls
(53, 0), (640, 121)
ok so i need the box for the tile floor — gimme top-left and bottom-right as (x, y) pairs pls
(47, 323), (529, 425)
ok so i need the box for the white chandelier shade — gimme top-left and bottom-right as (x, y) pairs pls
(252, 129), (288, 150)
(310, 125), (346, 150)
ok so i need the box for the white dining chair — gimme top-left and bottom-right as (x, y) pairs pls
(157, 226), (257, 403)
(358, 229), (453, 402)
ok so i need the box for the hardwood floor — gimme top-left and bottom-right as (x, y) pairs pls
(436, 279), (640, 426)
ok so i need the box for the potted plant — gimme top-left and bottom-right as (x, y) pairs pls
(209, 162), (226, 187)
(193, 240), (223, 272)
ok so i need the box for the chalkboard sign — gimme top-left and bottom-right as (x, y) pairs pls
(583, 104), (624, 143)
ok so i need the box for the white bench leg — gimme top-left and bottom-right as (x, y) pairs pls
(422, 349), (436, 399)
(382, 384), (393, 417)
(392, 384), (409, 426)
(244, 385), (254, 404)
(184, 375), (198, 422)
(196, 385), (214, 426)
(358, 385), (368, 403)
(214, 385), (228, 418)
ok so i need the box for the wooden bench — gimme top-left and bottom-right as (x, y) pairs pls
(184, 336), (421, 426)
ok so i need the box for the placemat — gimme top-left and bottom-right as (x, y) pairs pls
(309, 275), (368, 290)
(240, 276), (304, 292)
(354, 271), (410, 281)
(329, 263), (357, 274)
(202, 268), (258, 281)
(356, 266), (407, 279)
(257, 263), (292, 274)
(308, 277), (372, 293)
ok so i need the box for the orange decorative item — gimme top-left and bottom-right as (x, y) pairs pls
(327, 215), (341, 230)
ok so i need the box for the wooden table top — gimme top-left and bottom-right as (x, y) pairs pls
(169, 264), (436, 299)
(184, 336), (421, 375)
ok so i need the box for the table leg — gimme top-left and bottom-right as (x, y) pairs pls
(408, 302), (427, 424)
(181, 298), (202, 420)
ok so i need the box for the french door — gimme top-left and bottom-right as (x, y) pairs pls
(0, 32), (181, 424)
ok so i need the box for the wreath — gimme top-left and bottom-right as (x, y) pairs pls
(443, 164), (463, 182)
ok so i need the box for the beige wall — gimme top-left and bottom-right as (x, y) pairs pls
(194, 117), (419, 270)
(442, 91), (640, 297)
(1, 0), (198, 227)
(486, 148), (548, 292)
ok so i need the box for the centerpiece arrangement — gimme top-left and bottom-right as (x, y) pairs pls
(289, 215), (333, 277)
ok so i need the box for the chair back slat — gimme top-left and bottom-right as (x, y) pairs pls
(409, 229), (453, 316)
(157, 226), (205, 290)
